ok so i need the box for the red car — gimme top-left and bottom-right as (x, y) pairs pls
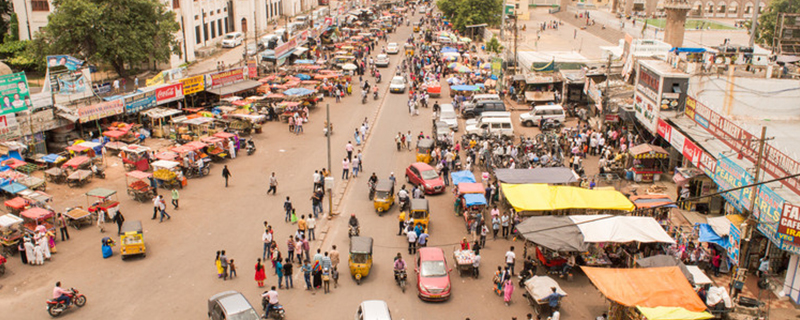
(405, 162), (445, 194)
(415, 247), (452, 301)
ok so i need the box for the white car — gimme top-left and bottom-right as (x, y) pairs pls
(389, 76), (406, 93)
(221, 32), (244, 48)
(375, 54), (390, 67)
(386, 43), (399, 54)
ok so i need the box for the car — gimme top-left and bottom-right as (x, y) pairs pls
(355, 300), (392, 320)
(389, 76), (406, 93)
(464, 117), (514, 139)
(415, 247), (451, 301)
(519, 104), (567, 127)
(207, 291), (260, 320)
(221, 32), (244, 48)
(245, 43), (259, 56)
(405, 162), (444, 194)
(386, 43), (399, 54)
(375, 54), (390, 67)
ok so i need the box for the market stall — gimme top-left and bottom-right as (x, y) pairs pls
(494, 168), (580, 185)
(501, 183), (635, 215)
(61, 155), (91, 171)
(4, 196), (27, 214)
(86, 188), (120, 222)
(142, 107), (182, 138)
(151, 160), (186, 189)
(20, 207), (55, 235)
(66, 170), (93, 188)
(0, 213), (23, 255)
(120, 145), (151, 171)
(627, 144), (668, 183)
(673, 167), (721, 215)
(125, 170), (155, 202)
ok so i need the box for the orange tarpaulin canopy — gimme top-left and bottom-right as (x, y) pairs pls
(582, 266), (707, 312)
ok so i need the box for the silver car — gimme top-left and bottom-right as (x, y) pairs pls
(208, 291), (260, 320)
(375, 54), (390, 67)
(389, 76), (406, 93)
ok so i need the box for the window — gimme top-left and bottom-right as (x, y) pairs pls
(210, 22), (216, 38)
(195, 26), (201, 44)
(501, 123), (512, 129)
(217, 9), (220, 14)
(224, 17), (229, 33)
(31, 0), (49, 11)
(172, 0), (179, 9)
(203, 23), (209, 42)
(194, 15), (199, 21)
(218, 20), (223, 36)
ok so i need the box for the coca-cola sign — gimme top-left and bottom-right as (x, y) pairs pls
(156, 83), (184, 105)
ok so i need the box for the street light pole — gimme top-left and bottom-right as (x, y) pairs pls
(326, 103), (333, 219)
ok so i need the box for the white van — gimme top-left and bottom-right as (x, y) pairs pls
(465, 111), (511, 127)
(463, 93), (501, 110)
(221, 32), (244, 48)
(438, 104), (458, 131)
(519, 104), (566, 127)
(465, 117), (514, 138)
(294, 15), (309, 27)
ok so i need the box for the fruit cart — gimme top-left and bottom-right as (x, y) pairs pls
(199, 136), (228, 161)
(0, 213), (23, 255)
(126, 170), (155, 202)
(152, 160), (186, 190)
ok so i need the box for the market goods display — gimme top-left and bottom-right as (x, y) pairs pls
(153, 169), (176, 180)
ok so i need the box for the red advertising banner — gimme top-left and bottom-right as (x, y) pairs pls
(685, 96), (800, 195)
(275, 37), (298, 59)
(155, 83), (184, 105)
(78, 99), (124, 122)
(778, 203), (800, 245)
(656, 118), (715, 175)
(247, 60), (257, 79)
(656, 118), (672, 141)
(208, 68), (245, 89)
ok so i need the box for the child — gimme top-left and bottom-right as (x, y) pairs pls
(331, 267), (339, 288)
(229, 259), (237, 278)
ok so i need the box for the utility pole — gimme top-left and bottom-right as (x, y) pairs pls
(748, 0), (760, 47)
(600, 53), (612, 130)
(326, 103), (333, 219)
(513, 15), (518, 76)
(500, 0), (506, 41)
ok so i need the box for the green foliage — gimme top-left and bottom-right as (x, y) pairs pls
(485, 36), (503, 54)
(750, 0), (800, 46)
(437, 0), (502, 32)
(32, 0), (181, 76)
(5, 13), (18, 43)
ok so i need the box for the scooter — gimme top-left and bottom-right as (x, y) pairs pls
(398, 196), (410, 212)
(46, 288), (87, 317)
(361, 93), (367, 104)
(246, 139), (256, 155)
(261, 297), (286, 320)
(395, 269), (407, 293)
(348, 225), (360, 238)
(368, 181), (376, 200)
(373, 90), (379, 100)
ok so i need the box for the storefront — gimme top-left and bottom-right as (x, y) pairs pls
(632, 60), (689, 135)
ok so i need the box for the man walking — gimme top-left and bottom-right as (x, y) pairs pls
(158, 196), (171, 222)
(268, 172), (278, 195)
(345, 141), (354, 161)
(222, 165), (232, 187)
(220, 250), (229, 280)
(262, 226), (273, 260)
(407, 228), (417, 255)
(283, 197), (293, 222)
(505, 246), (516, 276)
(171, 188), (179, 209)
(311, 188), (324, 218)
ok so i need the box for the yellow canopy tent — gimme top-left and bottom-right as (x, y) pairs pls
(501, 184), (635, 212)
(636, 307), (713, 320)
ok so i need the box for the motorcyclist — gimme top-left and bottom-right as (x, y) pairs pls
(52, 281), (71, 306)
(349, 214), (360, 231)
(261, 286), (279, 315)
(397, 185), (409, 209)
(368, 173), (378, 187)
(373, 86), (379, 98)
(393, 252), (406, 281)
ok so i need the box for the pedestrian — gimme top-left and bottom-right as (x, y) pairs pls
(345, 141), (354, 160)
(329, 245), (340, 271)
(503, 277), (514, 306)
(222, 165), (232, 187)
(501, 213), (510, 238)
(480, 223), (488, 247)
(283, 258), (294, 288)
(313, 259), (322, 289)
(398, 210), (406, 235)
(283, 197), (293, 222)
(302, 237), (310, 261)
(311, 188), (323, 218)
(307, 215), (316, 240)
(302, 259), (312, 290)
(262, 226), (273, 260)
(297, 215), (307, 238)
(158, 197), (171, 222)
(286, 236), (295, 263)
(276, 258), (284, 288)
(216, 251), (223, 278)
(342, 158), (350, 180)
(255, 258), (267, 287)
(220, 250), (229, 280)
(171, 188), (179, 209)
(322, 267), (331, 293)
(418, 230), (429, 247)
(492, 216), (500, 239)
(505, 246), (516, 276)
(229, 259), (237, 278)
(295, 238), (303, 264)
(407, 228), (417, 255)
(151, 195), (161, 219)
(268, 172), (278, 195)
(472, 253), (481, 278)
(113, 209), (125, 235)
(56, 213), (69, 241)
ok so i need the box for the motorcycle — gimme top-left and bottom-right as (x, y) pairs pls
(348, 225), (360, 238)
(368, 181), (376, 200)
(376, 75), (381, 83)
(361, 93), (367, 104)
(394, 269), (407, 293)
(398, 196), (410, 212)
(246, 139), (256, 155)
(261, 298), (286, 320)
(186, 164), (211, 178)
(46, 288), (86, 317)
(373, 90), (379, 100)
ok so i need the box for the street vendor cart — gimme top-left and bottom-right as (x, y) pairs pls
(43, 167), (66, 184)
(20, 207), (55, 235)
(120, 145), (151, 171)
(4, 197), (27, 214)
(66, 169), (93, 188)
(64, 208), (93, 230)
(627, 144), (668, 183)
(126, 170), (155, 202)
(61, 155), (91, 171)
(151, 160), (186, 190)
(199, 136), (228, 161)
(19, 189), (52, 208)
(453, 249), (477, 277)
(0, 182), (27, 198)
(522, 276), (568, 316)
(0, 213), (23, 255)
(86, 188), (120, 224)
(17, 175), (46, 191)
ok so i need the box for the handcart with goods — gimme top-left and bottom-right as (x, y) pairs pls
(0, 182), (27, 198)
(199, 136), (228, 162)
(151, 160), (186, 190)
(61, 155), (92, 171)
(64, 208), (93, 230)
(453, 249), (477, 277)
(17, 175), (46, 191)
(19, 189), (52, 208)
(86, 188), (120, 217)
(120, 145), (151, 171)
(0, 213), (23, 255)
(4, 197), (27, 214)
(43, 167), (66, 184)
(66, 170), (93, 188)
(522, 276), (567, 316)
(125, 171), (155, 202)
(20, 207), (55, 235)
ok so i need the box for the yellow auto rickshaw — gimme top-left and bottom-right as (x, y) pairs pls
(413, 22), (421, 32)
(416, 138), (434, 164)
(373, 179), (395, 214)
(404, 43), (415, 56)
(120, 220), (146, 259)
(410, 198), (430, 232)
(349, 236), (373, 284)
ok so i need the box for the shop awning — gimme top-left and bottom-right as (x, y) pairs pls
(630, 194), (677, 209)
(206, 80), (262, 96)
(494, 168), (579, 184)
(637, 307), (713, 320)
(463, 193), (487, 207)
(582, 266), (708, 312)
(450, 170), (476, 185)
(524, 91), (556, 102)
(516, 216), (587, 251)
(636, 255), (693, 284)
(517, 215), (674, 251)
(501, 183), (635, 211)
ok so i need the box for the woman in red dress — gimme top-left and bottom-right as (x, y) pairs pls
(255, 258), (267, 287)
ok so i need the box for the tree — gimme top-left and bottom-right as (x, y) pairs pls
(0, 0), (13, 43)
(750, 0), (800, 47)
(33, 0), (180, 76)
(485, 36), (503, 55)
(437, 0), (502, 33)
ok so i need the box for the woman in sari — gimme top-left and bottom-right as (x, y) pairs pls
(215, 251), (224, 278)
(255, 258), (267, 287)
(312, 259), (322, 289)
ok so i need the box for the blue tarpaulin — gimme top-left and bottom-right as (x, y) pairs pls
(0, 182), (27, 194)
(697, 223), (730, 248)
(441, 47), (458, 53)
(670, 47), (706, 54)
(451, 171), (476, 185)
(283, 88), (315, 96)
(450, 85), (479, 91)
(41, 154), (63, 163)
(464, 193), (487, 206)
(296, 73), (312, 80)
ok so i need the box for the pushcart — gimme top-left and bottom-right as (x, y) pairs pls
(0, 214), (23, 255)
(43, 167), (66, 184)
(19, 189), (52, 208)
(151, 160), (185, 190)
(20, 207), (55, 235)
(64, 208), (93, 230)
(126, 171), (155, 202)
(61, 155), (91, 171)
(120, 145), (151, 171)
(17, 175), (46, 191)
(522, 276), (567, 316)
(66, 170), (93, 188)
(86, 188), (120, 221)
(453, 249), (477, 277)
(4, 197), (27, 214)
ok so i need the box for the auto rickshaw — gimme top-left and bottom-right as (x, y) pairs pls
(410, 198), (430, 233)
(373, 180), (395, 214)
(404, 43), (415, 57)
(416, 138), (434, 164)
(413, 22), (421, 32)
(120, 220), (146, 259)
(349, 236), (373, 284)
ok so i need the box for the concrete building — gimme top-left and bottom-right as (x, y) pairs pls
(611, 0), (768, 18)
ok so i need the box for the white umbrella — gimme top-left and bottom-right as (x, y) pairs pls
(342, 63), (358, 71)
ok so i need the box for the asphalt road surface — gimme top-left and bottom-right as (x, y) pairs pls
(0, 19), (606, 319)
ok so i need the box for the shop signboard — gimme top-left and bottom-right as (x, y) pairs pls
(685, 96), (800, 196)
(656, 118), (711, 172)
(778, 203), (800, 245)
(633, 92), (658, 133)
(275, 37), (299, 59)
(0, 72), (32, 116)
(155, 83), (184, 105)
(78, 99), (124, 122)
(180, 75), (205, 95)
(206, 68), (246, 90)
(713, 156), (752, 214)
(728, 223), (741, 264)
(146, 72), (166, 87)
(0, 113), (21, 139)
(247, 60), (258, 79)
(124, 91), (156, 114)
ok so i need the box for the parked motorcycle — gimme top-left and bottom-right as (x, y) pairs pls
(246, 139), (256, 155)
(90, 164), (105, 179)
(46, 288), (86, 317)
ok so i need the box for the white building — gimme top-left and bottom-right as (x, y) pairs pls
(12, 0), (295, 69)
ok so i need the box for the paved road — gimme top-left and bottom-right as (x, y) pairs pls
(0, 19), (606, 320)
